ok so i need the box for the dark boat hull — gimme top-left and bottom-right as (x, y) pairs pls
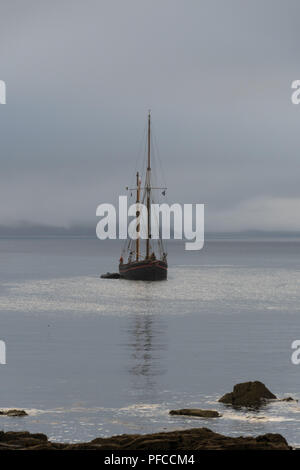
(119, 259), (167, 281)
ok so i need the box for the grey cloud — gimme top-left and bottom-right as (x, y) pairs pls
(0, 0), (300, 233)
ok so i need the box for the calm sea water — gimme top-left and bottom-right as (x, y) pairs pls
(0, 237), (300, 446)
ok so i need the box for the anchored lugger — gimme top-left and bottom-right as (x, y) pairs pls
(119, 111), (168, 281)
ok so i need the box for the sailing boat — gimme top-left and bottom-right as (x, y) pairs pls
(119, 112), (168, 281)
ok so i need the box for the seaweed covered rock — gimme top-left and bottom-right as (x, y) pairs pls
(280, 397), (298, 402)
(0, 428), (290, 450)
(0, 409), (28, 417)
(90, 428), (289, 450)
(219, 381), (276, 407)
(169, 409), (220, 418)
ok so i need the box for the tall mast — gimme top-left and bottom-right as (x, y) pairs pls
(146, 111), (151, 259)
(136, 172), (140, 261)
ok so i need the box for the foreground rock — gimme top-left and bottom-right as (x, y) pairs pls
(0, 410), (28, 417)
(170, 409), (220, 418)
(219, 381), (276, 407)
(0, 428), (290, 450)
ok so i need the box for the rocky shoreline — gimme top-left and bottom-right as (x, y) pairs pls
(0, 428), (291, 450)
(0, 381), (295, 450)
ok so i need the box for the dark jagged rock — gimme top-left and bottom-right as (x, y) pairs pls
(0, 409), (28, 417)
(219, 381), (276, 407)
(100, 272), (121, 279)
(169, 409), (221, 418)
(0, 431), (48, 449)
(0, 428), (290, 450)
(280, 397), (298, 402)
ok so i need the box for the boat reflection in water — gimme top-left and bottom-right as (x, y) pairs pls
(125, 312), (167, 401)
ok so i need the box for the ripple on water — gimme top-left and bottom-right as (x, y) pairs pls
(1, 266), (300, 315)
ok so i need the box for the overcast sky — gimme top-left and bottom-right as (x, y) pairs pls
(0, 0), (300, 233)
